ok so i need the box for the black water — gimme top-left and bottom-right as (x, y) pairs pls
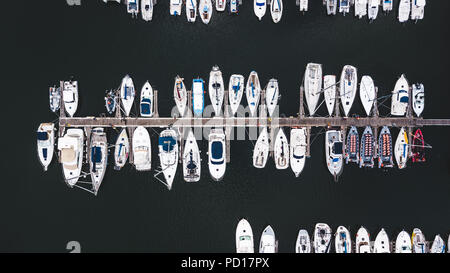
(3, 0), (450, 252)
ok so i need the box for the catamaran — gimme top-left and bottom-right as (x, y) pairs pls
(274, 128), (289, 170)
(254, 0), (267, 20)
(141, 0), (153, 21)
(411, 0), (426, 21)
(373, 228), (390, 253)
(368, 0), (380, 20)
(140, 81), (153, 117)
(158, 129), (178, 190)
(398, 0), (411, 23)
(412, 83), (424, 117)
(382, 0), (393, 12)
(391, 74), (409, 116)
(63, 80), (78, 117)
(345, 126), (359, 164)
(183, 129), (201, 182)
(295, 229), (311, 253)
(378, 126), (394, 168)
(236, 218), (254, 253)
(355, 227), (371, 253)
(266, 78), (279, 117)
(174, 76), (187, 117)
(339, 0), (351, 15)
(323, 75), (336, 116)
(411, 129), (425, 163)
(228, 74), (245, 116)
(246, 71), (261, 117)
(299, 0), (308, 12)
(192, 78), (205, 116)
(290, 128), (307, 177)
(430, 235), (445, 253)
(89, 128), (107, 195)
(335, 226), (352, 253)
(304, 63), (323, 116)
(314, 223), (332, 253)
(114, 128), (129, 170)
(340, 65), (358, 117)
(133, 126), (151, 171)
(49, 86), (61, 113)
(209, 65), (225, 116)
(170, 0), (182, 16)
(253, 127), (270, 169)
(412, 228), (427, 253)
(259, 225), (277, 253)
(199, 0), (213, 24)
(37, 123), (55, 171)
(127, 0), (139, 17)
(186, 0), (197, 22)
(325, 129), (344, 181)
(359, 126), (375, 168)
(394, 127), (409, 169)
(395, 230), (412, 253)
(270, 0), (283, 23)
(325, 0), (338, 15)
(360, 75), (376, 116)
(58, 128), (84, 187)
(105, 90), (117, 115)
(208, 128), (226, 181)
(354, 0), (367, 19)
(120, 75), (136, 117)
(216, 0), (226, 11)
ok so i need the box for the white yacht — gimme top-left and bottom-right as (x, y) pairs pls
(114, 128), (129, 170)
(253, 127), (270, 169)
(382, 0), (393, 12)
(170, 0), (182, 16)
(49, 86), (60, 113)
(265, 78), (279, 117)
(132, 126), (151, 171)
(89, 128), (107, 195)
(360, 75), (376, 116)
(259, 225), (277, 253)
(199, 0), (213, 24)
(290, 128), (307, 177)
(339, 0), (351, 15)
(254, 0), (267, 21)
(209, 65), (225, 116)
(391, 74), (409, 116)
(140, 81), (153, 117)
(412, 228), (427, 253)
(58, 128), (84, 187)
(127, 0), (139, 17)
(340, 65), (358, 117)
(192, 78), (205, 116)
(355, 227), (371, 253)
(323, 75), (336, 116)
(183, 129), (201, 182)
(368, 0), (380, 20)
(335, 226), (352, 253)
(299, 0), (308, 12)
(394, 127), (409, 169)
(326, 0), (338, 15)
(303, 63), (323, 116)
(411, 0), (425, 21)
(63, 80), (78, 117)
(208, 128), (226, 181)
(395, 230), (412, 253)
(354, 0), (367, 18)
(174, 76), (187, 117)
(270, 0), (283, 23)
(186, 0), (197, 22)
(274, 128), (289, 170)
(216, 0), (226, 11)
(228, 74), (245, 116)
(246, 71), (261, 117)
(141, 0), (153, 21)
(37, 123), (55, 171)
(236, 219), (254, 253)
(314, 223), (332, 253)
(325, 130), (344, 181)
(295, 229), (311, 253)
(430, 235), (445, 253)
(374, 228), (390, 253)
(158, 129), (178, 190)
(412, 83), (424, 117)
(398, 0), (411, 23)
(120, 74), (136, 117)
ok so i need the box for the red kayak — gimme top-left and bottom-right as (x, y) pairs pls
(412, 129), (426, 163)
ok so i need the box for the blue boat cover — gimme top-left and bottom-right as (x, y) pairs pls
(159, 136), (176, 152)
(399, 96), (409, 103)
(37, 132), (48, 141)
(92, 146), (102, 163)
(141, 101), (151, 115)
(211, 141), (223, 160)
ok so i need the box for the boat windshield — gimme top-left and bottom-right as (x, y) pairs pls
(37, 131), (49, 141)
(211, 141), (223, 161)
(159, 136), (176, 152)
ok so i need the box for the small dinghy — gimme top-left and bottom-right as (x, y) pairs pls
(120, 75), (136, 117)
(304, 63), (323, 116)
(412, 228), (427, 253)
(158, 129), (178, 190)
(89, 128), (107, 195)
(325, 129), (344, 181)
(360, 75), (376, 116)
(391, 74), (409, 116)
(253, 127), (270, 169)
(368, 0), (380, 20)
(290, 128), (307, 177)
(140, 81), (153, 117)
(335, 226), (352, 253)
(186, 0), (197, 22)
(228, 74), (245, 116)
(170, 0), (182, 16)
(49, 86), (61, 113)
(295, 229), (311, 253)
(133, 126), (152, 171)
(236, 218), (254, 253)
(299, 0), (308, 12)
(127, 0), (139, 17)
(355, 227), (371, 253)
(141, 0), (153, 21)
(209, 65), (225, 116)
(430, 235), (445, 253)
(37, 123), (55, 171)
(215, 0), (226, 11)
(340, 65), (358, 117)
(326, 0), (338, 15)
(382, 0), (393, 12)
(411, 129), (426, 163)
(192, 78), (205, 116)
(411, 0), (426, 21)
(183, 129), (201, 182)
(339, 0), (351, 15)
(398, 0), (411, 23)
(266, 79), (279, 117)
(359, 126), (375, 168)
(199, 0), (213, 24)
(394, 127), (409, 169)
(246, 71), (261, 117)
(412, 83), (425, 117)
(259, 225), (277, 253)
(373, 228), (391, 253)
(174, 76), (187, 117)
(63, 80), (78, 117)
(314, 223), (332, 253)
(105, 90), (117, 115)
(58, 128), (84, 187)
(354, 0), (368, 19)
(114, 129), (129, 170)
(254, 0), (267, 21)
(270, 0), (283, 23)
(345, 126), (359, 164)
(230, 0), (239, 13)
(274, 128), (289, 170)
(208, 128), (226, 181)
(395, 230), (412, 253)
(324, 75), (336, 116)
(378, 126), (394, 168)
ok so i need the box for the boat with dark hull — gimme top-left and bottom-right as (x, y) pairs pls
(378, 126), (394, 168)
(345, 126), (359, 164)
(412, 129), (426, 163)
(105, 90), (116, 115)
(359, 126), (375, 168)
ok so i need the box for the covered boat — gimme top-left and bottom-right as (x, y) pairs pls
(114, 128), (129, 170)
(359, 126), (375, 168)
(158, 129), (178, 190)
(345, 126), (359, 164)
(295, 229), (311, 253)
(132, 126), (152, 171)
(183, 129), (201, 182)
(208, 128), (226, 181)
(314, 223), (332, 253)
(120, 74), (136, 117)
(89, 128), (108, 195)
(335, 226), (352, 253)
(412, 83), (425, 117)
(340, 65), (358, 117)
(391, 74), (409, 116)
(303, 63), (323, 116)
(274, 128), (289, 170)
(290, 128), (307, 177)
(378, 126), (394, 168)
(208, 65), (225, 116)
(236, 218), (254, 253)
(355, 227), (371, 253)
(228, 74), (245, 116)
(266, 78), (279, 117)
(411, 129), (425, 163)
(325, 129), (344, 181)
(246, 71), (261, 117)
(394, 127), (409, 169)
(174, 76), (187, 117)
(323, 75), (336, 116)
(37, 123), (55, 171)
(259, 225), (277, 253)
(140, 81), (153, 117)
(253, 127), (270, 169)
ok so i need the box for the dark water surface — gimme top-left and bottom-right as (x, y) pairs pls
(3, 0), (450, 252)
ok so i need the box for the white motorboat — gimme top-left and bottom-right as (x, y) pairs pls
(290, 128), (307, 177)
(170, 0), (182, 16)
(230, 0), (239, 13)
(49, 86), (60, 113)
(325, 129), (344, 181)
(373, 228), (391, 253)
(270, 0), (283, 23)
(120, 75), (136, 117)
(215, 0), (226, 11)
(199, 0), (213, 24)
(394, 127), (409, 169)
(412, 228), (427, 253)
(339, 0), (351, 15)
(63, 80), (78, 117)
(314, 223), (332, 253)
(360, 75), (376, 116)
(295, 229), (311, 253)
(158, 129), (178, 190)
(127, 0), (139, 17)
(183, 129), (201, 182)
(391, 74), (409, 116)
(398, 0), (411, 23)
(355, 227), (371, 253)
(246, 71), (261, 117)
(58, 128), (84, 187)
(335, 226), (352, 253)
(323, 75), (336, 116)
(186, 0), (197, 22)
(412, 83), (424, 117)
(133, 126), (151, 171)
(354, 0), (367, 18)
(430, 235), (445, 253)
(193, 78), (205, 116)
(299, 0), (308, 12)
(174, 76), (187, 117)
(303, 63), (323, 116)
(140, 81), (153, 117)
(259, 225), (277, 253)
(411, 0), (425, 21)
(326, 0), (338, 15)
(253, 127), (270, 169)
(340, 65), (358, 117)
(368, 0), (380, 20)
(236, 218), (254, 253)
(209, 65), (225, 116)
(274, 128), (289, 170)
(382, 0), (393, 12)
(395, 230), (412, 253)
(37, 123), (55, 171)
(208, 128), (226, 181)
(141, 0), (153, 21)
(114, 128), (129, 170)
(254, 0), (267, 21)
(228, 74), (245, 116)
(89, 128), (107, 195)
(265, 78), (279, 117)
